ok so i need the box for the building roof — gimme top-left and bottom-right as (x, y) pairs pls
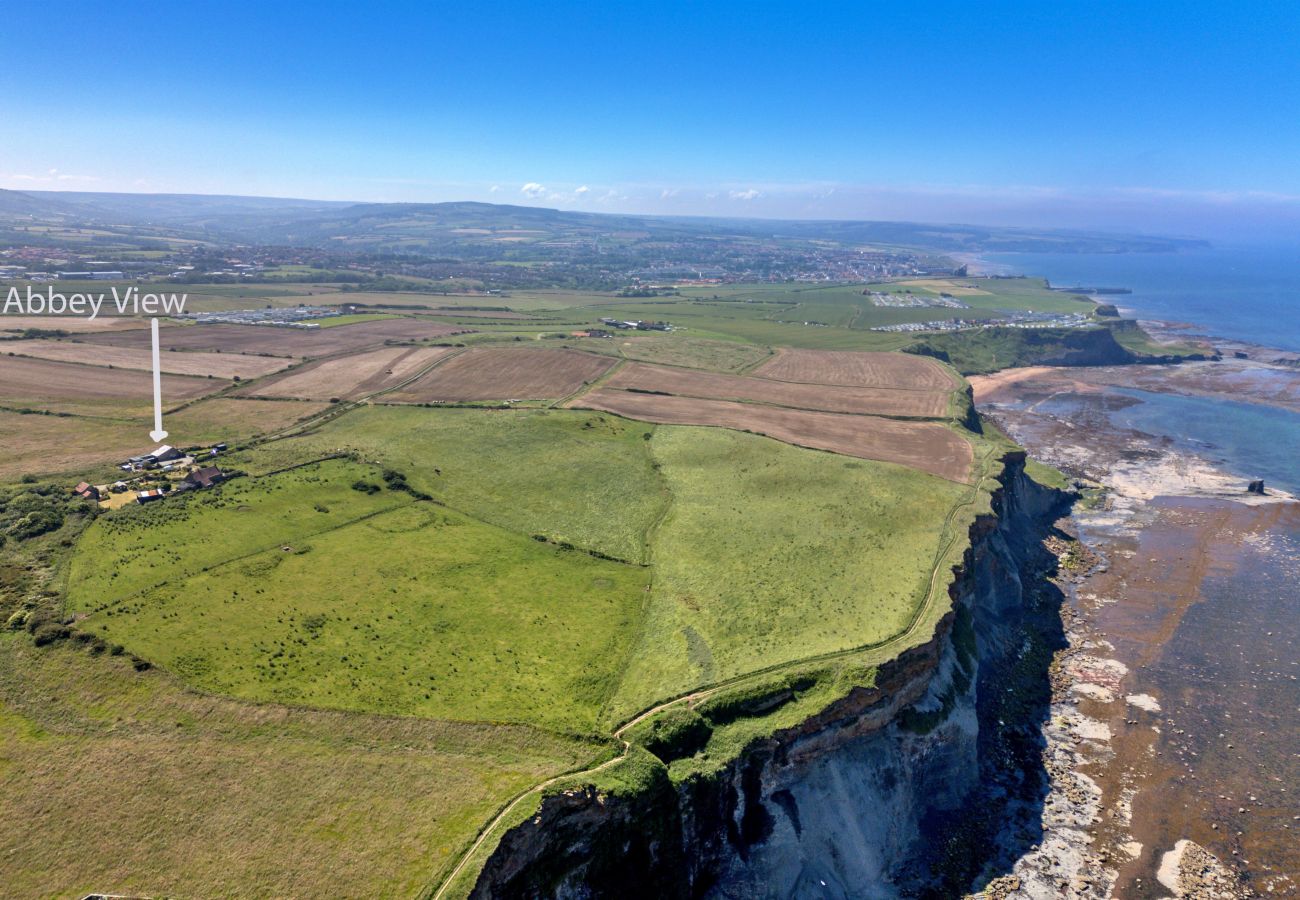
(185, 466), (225, 488)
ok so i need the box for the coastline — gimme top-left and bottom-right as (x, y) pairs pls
(970, 297), (1299, 897)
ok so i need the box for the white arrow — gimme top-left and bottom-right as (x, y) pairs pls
(149, 317), (168, 442)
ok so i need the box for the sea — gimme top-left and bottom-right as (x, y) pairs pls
(982, 244), (1300, 893)
(983, 244), (1300, 493)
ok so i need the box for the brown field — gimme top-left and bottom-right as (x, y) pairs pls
(77, 318), (470, 358)
(169, 397), (333, 441)
(0, 315), (149, 333)
(605, 362), (950, 418)
(388, 347), (615, 402)
(573, 389), (972, 482)
(0, 356), (225, 417)
(9, 339), (292, 379)
(0, 399), (329, 480)
(241, 346), (454, 400)
(752, 348), (957, 390)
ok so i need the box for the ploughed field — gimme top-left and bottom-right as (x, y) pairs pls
(0, 355), (226, 417)
(752, 347), (957, 389)
(238, 345), (455, 400)
(386, 346), (615, 402)
(603, 360), (951, 417)
(8, 338), (293, 379)
(573, 389), (971, 482)
(75, 317), (470, 358)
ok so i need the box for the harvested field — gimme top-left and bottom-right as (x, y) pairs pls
(241, 346), (454, 400)
(417, 309), (544, 319)
(0, 399), (325, 480)
(9, 339), (292, 379)
(388, 347), (614, 402)
(616, 335), (772, 373)
(605, 361), (950, 417)
(0, 315), (148, 334)
(169, 397), (332, 440)
(0, 356), (224, 417)
(77, 318), (470, 358)
(752, 348), (956, 390)
(573, 389), (972, 482)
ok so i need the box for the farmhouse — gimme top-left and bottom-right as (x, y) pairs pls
(183, 466), (227, 490)
(72, 481), (100, 501)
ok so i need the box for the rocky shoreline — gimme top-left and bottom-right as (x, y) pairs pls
(972, 352), (1300, 899)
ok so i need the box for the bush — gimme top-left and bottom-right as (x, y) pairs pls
(32, 623), (71, 647)
(639, 706), (712, 762)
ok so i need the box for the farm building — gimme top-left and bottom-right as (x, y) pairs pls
(183, 466), (227, 490)
(72, 482), (100, 501)
(121, 444), (184, 471)
(135, 489), (167, 504)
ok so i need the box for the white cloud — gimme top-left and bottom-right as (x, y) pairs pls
(729, 188), (762, 201)
(5, 168), (98, 184)
(574, 185), (590, 196)
(520, 182), (545, 198)
(489, 184), (501, 193)
(660, 188), (679, 199)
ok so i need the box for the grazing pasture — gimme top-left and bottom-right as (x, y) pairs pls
(9, 339), (292, 379)
(388, 347), (614, 402)
(607, 426), (970, 718)
(241, 346), (454, 400)
(605, 361), (951, 417)
(0, 356), (224, 417)
(226, 407), (667, 563)
(573, 388), (972, 482)
(78, 318), (469, 358)
(70, 460), (649, 732)
(0, 638), (602, 898)
(752, 347), (956, 390)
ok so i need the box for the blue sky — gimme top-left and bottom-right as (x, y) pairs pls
(3, 1), (1299, 238)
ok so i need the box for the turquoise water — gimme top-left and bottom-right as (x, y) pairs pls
(985, 245), (1300, 353)
(1111, 388), (1300, 495)
(988, 244), (1300, 492)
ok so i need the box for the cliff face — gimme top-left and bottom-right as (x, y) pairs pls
(470, 454), (1067, 899)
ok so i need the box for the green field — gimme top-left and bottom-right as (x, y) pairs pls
(67, 407), (973, 738)
(607, 426), (970, 720)
(0, 636), (606, 897)
(229, 408), (668, 563)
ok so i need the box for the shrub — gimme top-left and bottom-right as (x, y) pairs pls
(639, 707), (712, 762)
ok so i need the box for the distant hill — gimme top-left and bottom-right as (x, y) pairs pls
(0, 189), (1209, 255)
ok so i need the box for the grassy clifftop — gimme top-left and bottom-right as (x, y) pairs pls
(4, 401), (984, 895)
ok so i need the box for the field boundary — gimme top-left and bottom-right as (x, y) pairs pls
(424, 437), (1003, 900)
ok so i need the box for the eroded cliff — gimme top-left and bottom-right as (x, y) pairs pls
(468, 453), (1069, 899)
